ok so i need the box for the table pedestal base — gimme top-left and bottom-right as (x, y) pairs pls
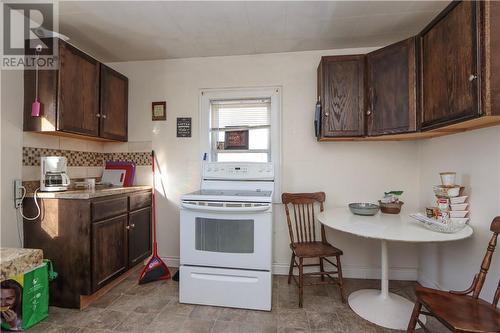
(348, 289), (426, 330)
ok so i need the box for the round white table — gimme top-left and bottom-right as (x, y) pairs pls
(317, 207), (473, 330)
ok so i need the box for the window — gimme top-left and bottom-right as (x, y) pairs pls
(210, 99), (271, 162)
(200, 87), (281, 200)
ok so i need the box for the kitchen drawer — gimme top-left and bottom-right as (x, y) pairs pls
(129, 191), (152, 211)
(179, 265), (272, 311)
(92, 196), (128, 221)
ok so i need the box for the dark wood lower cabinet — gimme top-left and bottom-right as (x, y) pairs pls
(128, 207), (152, 267)
(23, 190), (152, 308)
(92, 214), (128, 291)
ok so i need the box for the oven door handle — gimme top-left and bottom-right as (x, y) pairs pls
(181, 202), (271, 213)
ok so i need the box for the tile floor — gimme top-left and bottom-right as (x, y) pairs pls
(23, 267), (449, 333)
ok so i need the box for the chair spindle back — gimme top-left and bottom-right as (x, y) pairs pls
(282, 192), (325, 245)
(472, 217), (500, 301)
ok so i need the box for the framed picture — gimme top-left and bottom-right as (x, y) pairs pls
(177, 117), (192, 137)
(152, 101), (166, 121)
(224, 130), (249, 150)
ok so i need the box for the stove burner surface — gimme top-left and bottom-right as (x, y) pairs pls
(188, 189), (272, 198)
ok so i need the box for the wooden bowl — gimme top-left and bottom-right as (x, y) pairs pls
(378, 201), (404, 214)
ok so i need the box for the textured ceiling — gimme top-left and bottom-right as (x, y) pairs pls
(58, 1), (451, 62)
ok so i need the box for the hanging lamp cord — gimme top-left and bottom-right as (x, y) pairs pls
(34, 47), (40, 100)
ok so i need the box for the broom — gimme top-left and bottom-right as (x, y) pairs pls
(138, 150), (171, 284)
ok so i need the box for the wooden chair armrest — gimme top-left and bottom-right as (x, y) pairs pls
(450, 274), (477, 296)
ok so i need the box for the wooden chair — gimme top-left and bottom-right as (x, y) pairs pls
(282, 192), (346, 307)
(407, 216), (500, 333)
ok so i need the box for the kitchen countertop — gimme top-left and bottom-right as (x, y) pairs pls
(1, 248), (43, 281)
(26, 185), (152, 200)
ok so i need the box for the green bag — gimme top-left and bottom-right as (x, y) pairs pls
(1, 259), (57, 331)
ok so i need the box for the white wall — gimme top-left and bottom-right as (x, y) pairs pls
(1, 70), (24, 248)
(110, 48), (422, 279)
(417, 127), (500, 302)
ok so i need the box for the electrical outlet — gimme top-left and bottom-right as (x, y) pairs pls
(14, 179), (23, 208)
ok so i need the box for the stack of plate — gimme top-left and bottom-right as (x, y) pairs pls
(432, 185), (469, 224)
(449, 195), (469, 222)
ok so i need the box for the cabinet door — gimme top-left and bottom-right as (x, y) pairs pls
(318, 55), (365, 137)
(367, 38), (417, 135)
(57, 40), (100, 136)
(92, 214), (128, 291)
(100, 65), (128, 141)
(420, 1), (480, 130)
(128, 207), (152, 267)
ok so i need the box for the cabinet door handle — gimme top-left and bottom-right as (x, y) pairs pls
(126, 225), (131, 230)
(469, 74), (477, 82)
(96, 113), (101, 118)
(366, 110), (372, 116)
(101, 114), (107, 119)
(324, 112), (329, 116)
(130, 224), (135, 228)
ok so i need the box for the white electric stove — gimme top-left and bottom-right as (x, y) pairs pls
(179, 162), (274, 311)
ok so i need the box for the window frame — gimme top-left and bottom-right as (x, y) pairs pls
(200, 87), (282, 200)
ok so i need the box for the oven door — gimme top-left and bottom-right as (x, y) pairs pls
(180, 201), (272, 270)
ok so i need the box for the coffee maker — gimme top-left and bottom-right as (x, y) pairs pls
(40, 156), (71, 191)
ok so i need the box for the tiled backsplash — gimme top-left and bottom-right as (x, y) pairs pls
(22, 147), (151, 167)
(23, 147), (103, 167)
(22, 133), (152, 182)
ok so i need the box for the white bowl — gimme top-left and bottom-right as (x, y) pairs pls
(450, 203), (468, 211)
(450, 210), (469, 218)
(450, 217), (469, 224)
(440, 172), (456, 186)
(450, 196), (468, 204)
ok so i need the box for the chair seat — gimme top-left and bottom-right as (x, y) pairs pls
(416, 285), (500, 333)
(291, 241), (343, 258)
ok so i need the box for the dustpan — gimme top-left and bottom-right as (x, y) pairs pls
(138, 150), (171, 284)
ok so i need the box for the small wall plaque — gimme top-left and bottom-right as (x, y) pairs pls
(177, 117), (192, 137)
(152, 101), (166, 121)
(224, 130), (249, 150)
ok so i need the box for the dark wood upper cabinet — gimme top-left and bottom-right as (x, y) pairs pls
(58, 41), (100, 137)
(367, 37), (417, 136)
(24, 38), (128, 142)
(100, 65), (128, 141)
(489, 2), (500, 116)
(317, 55), (365, 138)
(419, 1), (480, 130)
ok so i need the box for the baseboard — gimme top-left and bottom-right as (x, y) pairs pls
(272, 262), (417, 280)
(416, 271), (442, 289)
(161, 257), (417, 281)
(161, 256), (180, 268)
